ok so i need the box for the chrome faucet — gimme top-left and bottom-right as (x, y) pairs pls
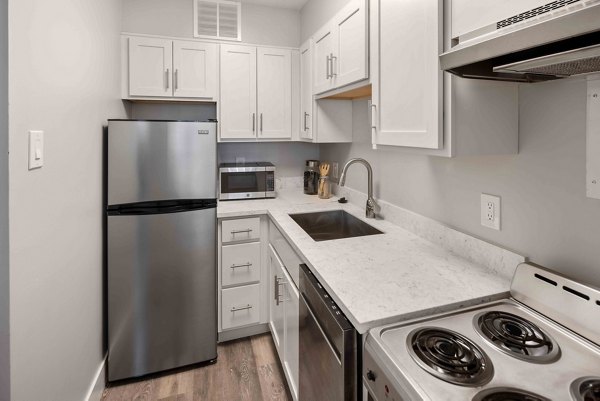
(339, 158), (376, 219)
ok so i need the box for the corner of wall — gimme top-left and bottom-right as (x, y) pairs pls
(0, 0), (9, 397)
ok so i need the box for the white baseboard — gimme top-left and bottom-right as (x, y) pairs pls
(84, 358), (106, 401)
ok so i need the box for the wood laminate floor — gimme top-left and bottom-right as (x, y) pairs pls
(101, 334), (292, 401)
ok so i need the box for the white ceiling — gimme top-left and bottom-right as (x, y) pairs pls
(239, 0), (309, 10)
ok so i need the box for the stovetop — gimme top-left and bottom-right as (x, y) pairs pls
(365, 299), (600, 401)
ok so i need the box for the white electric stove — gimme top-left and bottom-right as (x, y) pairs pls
(363, 263), (600, 401)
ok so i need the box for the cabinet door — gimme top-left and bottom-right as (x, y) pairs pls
(257, 47), (292, 139)
(333, 0), (368, 88)
(313, 25), (335, 95)
(300, 41), (313, 141)
(220, 44), (257, 139)
(173, 41), (218, 99)
(371, 0), (443, 149)
(129, 37), (173, 97)
(268, 246), (285, 357)
(283, 275), (299, 401)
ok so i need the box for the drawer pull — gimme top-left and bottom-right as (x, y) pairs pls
(231, 262), (253, 269)
(275, 277), (287, 306)
(231, 229), (253, 235)
(230, 304), (253, 312)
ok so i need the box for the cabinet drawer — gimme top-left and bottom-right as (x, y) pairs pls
(221, 284), (261, 330)
(222, 217), (261, 243)
(222, 242), (261, 287)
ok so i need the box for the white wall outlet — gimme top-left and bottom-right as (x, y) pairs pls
(28, 130), (44, 170)
(481, 193), (501, 230)
(235, 156), (245, 165)
(332, 162), (339, 180)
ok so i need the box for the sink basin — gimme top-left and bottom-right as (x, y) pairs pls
(289, 210), (383, 242)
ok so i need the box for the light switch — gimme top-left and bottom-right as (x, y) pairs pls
(29, 130), (44, 170)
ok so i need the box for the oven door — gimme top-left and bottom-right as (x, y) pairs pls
(219, 168), (267, 200)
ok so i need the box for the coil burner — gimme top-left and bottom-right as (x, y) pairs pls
(407, 327), (494, 386)
(571, 377), (600, 401)
(474, 311), (560, 363)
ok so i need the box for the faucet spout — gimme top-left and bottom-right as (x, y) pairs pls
(339, 158), (376, 219)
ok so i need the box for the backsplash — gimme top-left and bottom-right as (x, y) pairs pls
(218, 141), (319, 178)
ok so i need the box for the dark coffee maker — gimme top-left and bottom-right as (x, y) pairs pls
(304, 160), (320, 195)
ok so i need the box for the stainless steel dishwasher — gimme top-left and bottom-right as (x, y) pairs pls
(299, 264), (358, 401)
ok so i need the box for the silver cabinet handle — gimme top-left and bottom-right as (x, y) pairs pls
(165, 69), (170, 89)
(275, 277), (286, 306)
(304, 112), (309, 131)
(230, 304), (253, 312)
(230, 262), (252, 269)
(174, 69), (179, 90)
(260, 113), (263, 133)
(231, 229), (252, 235)
(371, 104), (377, 130)
(331, 54), (337, 77)
(326, 55), (331, 79)
(252, 113), (256, 133)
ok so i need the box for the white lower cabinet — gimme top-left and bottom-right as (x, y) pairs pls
(221, 284), (261, 330)
(283, 274), (299, 399)
(218, 216), (268, 340)
(221, 242), (261, 287)
(269, 247), (286, 352)
(268, 244), (300, 401)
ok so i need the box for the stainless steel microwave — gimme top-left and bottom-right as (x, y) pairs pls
(219, 162), (276, 200)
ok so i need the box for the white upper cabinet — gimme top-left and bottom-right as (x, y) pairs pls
(368, 0), (518, 156)
(371, 0), (443, 149)
(332, 0), (368, 89)
(300, 41), (313, 140)
(301, 40), (353, 144)
(257, 47), (292, 139)
(173, 41), (218, 99)
(129, 37), (173, 97)
(125, 36), (218, 101)
(220, 44), (293, 141)
(312, 26), (335, 95)
(220, 44), (257, 140)
(312, 0), (368, 96)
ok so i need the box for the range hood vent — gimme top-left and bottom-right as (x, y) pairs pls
(441, 1), (600, 82)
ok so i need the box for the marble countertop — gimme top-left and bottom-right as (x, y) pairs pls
(218, 190), (511, 334)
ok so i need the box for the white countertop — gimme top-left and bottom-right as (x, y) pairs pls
(218, 190), (511, 334)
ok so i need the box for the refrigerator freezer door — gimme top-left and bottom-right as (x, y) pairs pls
(108, 120), (217, 205)
(107, 207), (217, 381)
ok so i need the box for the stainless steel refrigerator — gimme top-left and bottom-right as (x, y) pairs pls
(106, 120), (217, 382)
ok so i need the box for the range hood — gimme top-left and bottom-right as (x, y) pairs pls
(440, 1), (600, 82)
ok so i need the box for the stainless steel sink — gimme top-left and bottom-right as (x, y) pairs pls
(289, 210), (383, 242)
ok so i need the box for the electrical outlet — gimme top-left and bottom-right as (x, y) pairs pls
(235, 156), (245, 165)
(332, 162), (339, 180)
(481, 194), (501, 230)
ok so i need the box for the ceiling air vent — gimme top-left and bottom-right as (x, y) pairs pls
(194, 0), (241, 41)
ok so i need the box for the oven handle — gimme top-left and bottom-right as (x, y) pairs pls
(302, 294), (342, 365)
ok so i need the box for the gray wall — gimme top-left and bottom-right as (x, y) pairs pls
(130, 102), (216, 121)
(321, 79), (600, 287)
(218, 142), (319, 178)
(300, 0), (351, 42)
(0, 0), (9, 399)
(123, 0), (301, 47)
(7, 0), (128, 399)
